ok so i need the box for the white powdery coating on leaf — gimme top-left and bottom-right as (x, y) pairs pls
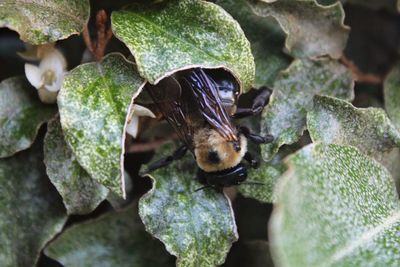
(270, 144), (400, 267)
(139, 162), (238, 267)
(58, 53), (145, 197)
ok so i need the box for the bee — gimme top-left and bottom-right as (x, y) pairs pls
(141, 68), (273, 191)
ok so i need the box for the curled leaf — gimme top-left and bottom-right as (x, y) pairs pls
(0, 0), (89, 44)
(261, 58), (354, 160)
(308, 95), (400, 169)
(58, 53), (145, 197)
(111, 0), (255, 91)
(139, 155), (238, 267)
(250, 0), (349, 59)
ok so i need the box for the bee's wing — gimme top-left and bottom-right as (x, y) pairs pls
(183, 69), (237, 141)
(146, 77), (195, 151)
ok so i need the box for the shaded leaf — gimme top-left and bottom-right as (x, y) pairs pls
(45, 204), (173, 267)
(58, 53), (145, 198)
(250, 0), (349, 59)
(261, 58), (354, 160)
(111, 0), (255, 91)
(44, 118), (109, 215)
(270, 144), (400, 267)
(216, 0), (291, 88)
(238, 156), (286, 203)
(0, 76), (56, 158)
(139, 155), (238, 267)
(0, 0), (89, 44)
(0, 138), (67, 267)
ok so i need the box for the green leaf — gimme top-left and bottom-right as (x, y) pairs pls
(45, 204), (173, 267)
(111, 0), (255, 91)
(0, 0), (89, 44)
(0, 76), (56, 158)
(249, 0), (349, 59)
(308, 95), (400, 172)
(58, 53), (145, 198)
(261, 58), (354, 160)
(44, 118), (109, 215)
(0, 138), (67, 267)
(238, 155), (286, 203)
(384, 64), (400, 130)
(216, 0), (291, 88)
(139, 156), (238, 267)
(270, 143), (400, 267)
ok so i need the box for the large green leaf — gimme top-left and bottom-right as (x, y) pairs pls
(0, 76), (56, 158)
(44, 118), (109, 215)
(249, 0), (349, 59)
(216, 0), (291, 88)
(384, 64), (400, 130)
(45, 204), (173, 267)
(308, 95), (400, 175)
(111, 0), (255, 91)
(0, 0), (89, 44)
(270, 143), (400, 267)
(261, 58), (354, 160)
(58, 53), (145, 197)
(139, 154), (238, 267)
(0, 139), (67, 267)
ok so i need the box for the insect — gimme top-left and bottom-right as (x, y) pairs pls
(141, 68), (273, 191)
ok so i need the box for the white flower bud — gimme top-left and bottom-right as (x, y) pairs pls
(126, 104), (156, 138)
(24, 47), (67, 104)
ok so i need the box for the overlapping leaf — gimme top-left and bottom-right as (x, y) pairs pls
(58, 53), (145, 197)
(261, 58), (354, 160)
(44, 118), (109, 215)
(0, 76), (56, 158)
(249, 0), (349, 59)
(139, 154), (238, 267)
(45, 204), (173, 267)
(217, 0), (291, 87)
(308, 95), (400, 165)
(0, 139), (67, 267)
(0, 0), (89, 44)
(270, 143), (400, 267)
(112, 0), (255, 91)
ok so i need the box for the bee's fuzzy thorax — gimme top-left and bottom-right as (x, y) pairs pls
(193, 128), (247, 172)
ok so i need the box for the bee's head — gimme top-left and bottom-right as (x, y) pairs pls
(197, 163), (247, 188)
(193, 128), (247, 173)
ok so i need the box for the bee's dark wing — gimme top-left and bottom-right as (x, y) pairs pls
(183, 69), (237, 141)
(146, 77), (195, 151)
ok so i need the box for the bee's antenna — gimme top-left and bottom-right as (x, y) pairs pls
(194, 185), (213, 192)
(240, 181), (265, 186)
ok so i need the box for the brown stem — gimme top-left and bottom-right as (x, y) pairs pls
(340, 55), (382, 84)
(82, 10), (113, 61)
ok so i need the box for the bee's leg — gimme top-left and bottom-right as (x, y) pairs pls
(244, 152), (259, 168)
(142, 145), (188, 174)
(239, 126), (273, 144)
(233, 86), (272, 119)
